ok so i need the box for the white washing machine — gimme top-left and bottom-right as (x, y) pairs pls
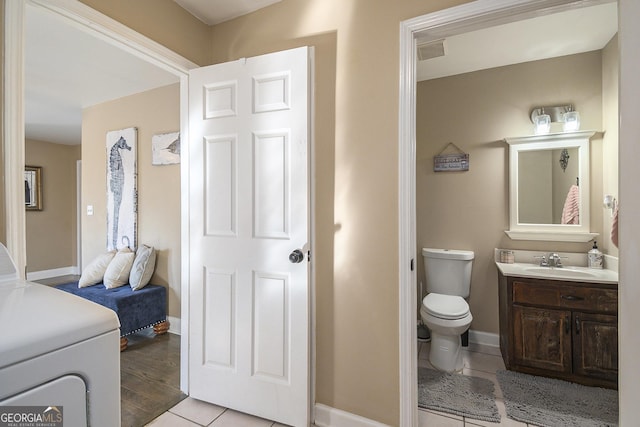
(0, 244), (121, 426)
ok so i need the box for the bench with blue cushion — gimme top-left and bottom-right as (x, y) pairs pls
(54, 281), (168, 350)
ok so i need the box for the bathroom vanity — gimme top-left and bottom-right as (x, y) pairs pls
(497, 261), (618, 389)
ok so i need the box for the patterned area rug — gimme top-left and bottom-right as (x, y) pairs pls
(418, 367), (500, 422)
(497, 370), (618, 427)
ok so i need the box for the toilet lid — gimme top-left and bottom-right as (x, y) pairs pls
(423, 293), (470, 320)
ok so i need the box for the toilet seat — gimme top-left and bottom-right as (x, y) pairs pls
(423, 293), (469, 320)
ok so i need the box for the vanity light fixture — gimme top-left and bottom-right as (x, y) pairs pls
(530, 104), (577, 134)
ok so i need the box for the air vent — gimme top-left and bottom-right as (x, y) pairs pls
(417, 39), (446, 61)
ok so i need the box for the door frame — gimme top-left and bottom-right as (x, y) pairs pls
(76, 159), (82, 272)
(3, 0), (196, 390)
(399, 0), (633, 425)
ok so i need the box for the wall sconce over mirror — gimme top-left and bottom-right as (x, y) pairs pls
(559, 148), (570, 172)
(530, 104), (580, 134)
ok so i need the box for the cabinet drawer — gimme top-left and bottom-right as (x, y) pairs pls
(512, 281), (617, 313)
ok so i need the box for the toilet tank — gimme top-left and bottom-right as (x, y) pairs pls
(422, 248), (474, 297)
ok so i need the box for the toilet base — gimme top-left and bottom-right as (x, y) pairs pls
(429, 332), (464, 373)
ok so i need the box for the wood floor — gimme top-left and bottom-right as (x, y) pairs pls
(121, 330), (185, 427)
(35, 276), (185, 427)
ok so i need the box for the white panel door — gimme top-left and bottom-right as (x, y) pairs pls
(189, 47), (310, 427)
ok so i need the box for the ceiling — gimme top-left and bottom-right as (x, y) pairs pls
(417, 2), (618, 81)
(25, 7), (179, 145)
(24, 1), (618, 146)
(173, 0), (282, 25)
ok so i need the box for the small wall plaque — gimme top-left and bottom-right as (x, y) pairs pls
(434, 142), (469, 172)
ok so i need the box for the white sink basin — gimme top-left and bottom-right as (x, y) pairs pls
(522, 266), (599, 279)
(495, 262), (618, 284)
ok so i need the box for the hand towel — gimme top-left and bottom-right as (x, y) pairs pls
(561, 184), (580, 225)
(611, 204), (619, 248)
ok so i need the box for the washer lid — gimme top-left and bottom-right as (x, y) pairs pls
(424, 293), (470, 320)
(0, 282), (119, 369)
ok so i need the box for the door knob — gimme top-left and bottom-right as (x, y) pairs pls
(289, 249), (305, 263)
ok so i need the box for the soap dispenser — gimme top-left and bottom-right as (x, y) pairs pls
(588, 241), (604, 269)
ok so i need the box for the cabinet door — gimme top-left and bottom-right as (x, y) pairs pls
(573, 312), (618, 383)
(513, 305), (572, 373)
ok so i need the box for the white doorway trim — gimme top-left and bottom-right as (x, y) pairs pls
(76, 159), (82, 273)
(3, 0), (27, 277)
(3, 0), (196, 391)
(398, 0), (622, 425)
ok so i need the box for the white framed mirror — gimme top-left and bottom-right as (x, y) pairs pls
(505, 131), (599, 242)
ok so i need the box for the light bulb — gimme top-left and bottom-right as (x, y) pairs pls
(534, 114), (551, 134)
(563, 111), (580, 132)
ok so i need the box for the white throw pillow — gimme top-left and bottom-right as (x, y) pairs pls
(104, 248), (135, 289)
(78, 251), (116, 288)
(129, 245), (156, 291)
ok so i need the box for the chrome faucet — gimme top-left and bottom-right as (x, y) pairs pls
(547, 253), (565, 268)
(534, 253), (566, 267)
(535, 255), (549, 267)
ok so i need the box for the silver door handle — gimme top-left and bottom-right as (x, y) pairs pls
(289, 249), (305, 263)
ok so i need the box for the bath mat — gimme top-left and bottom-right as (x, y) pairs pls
(418, 367), (500, 422)
(497, 369), (618, 427)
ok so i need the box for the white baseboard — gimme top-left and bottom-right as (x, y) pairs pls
(314, 404), (390, 427)
(167, 316), (181, 335)
(27, 266), (79, 281)
(469, 329), (499, 347)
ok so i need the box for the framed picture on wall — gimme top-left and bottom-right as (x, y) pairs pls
(25, 165), (42, 211)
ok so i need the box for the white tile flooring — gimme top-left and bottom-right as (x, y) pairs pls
(146, 397), (290, 427)
(145, 341), (529, 427)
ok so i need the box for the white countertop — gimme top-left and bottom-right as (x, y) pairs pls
(495, 261), (618, 284)
(494, 248), (618, 284)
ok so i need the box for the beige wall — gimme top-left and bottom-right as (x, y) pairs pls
(25, 139), (80, 272)
(416, 51), (608, 334)
(82, 84), (181, 318)
(79, 0), (211, 66)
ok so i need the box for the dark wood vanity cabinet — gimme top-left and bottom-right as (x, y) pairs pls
(498, 272), (618, 389)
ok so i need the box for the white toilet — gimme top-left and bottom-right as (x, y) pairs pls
(420, 248), (474, 372)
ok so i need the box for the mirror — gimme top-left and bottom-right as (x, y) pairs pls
(505, 131), (598, 242)
(518, 147), (579, 224)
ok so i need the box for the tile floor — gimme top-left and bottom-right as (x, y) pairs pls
(146, 341), (526, 427)
(417, 340), (532, 426)
(146, 397), (290, 427)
